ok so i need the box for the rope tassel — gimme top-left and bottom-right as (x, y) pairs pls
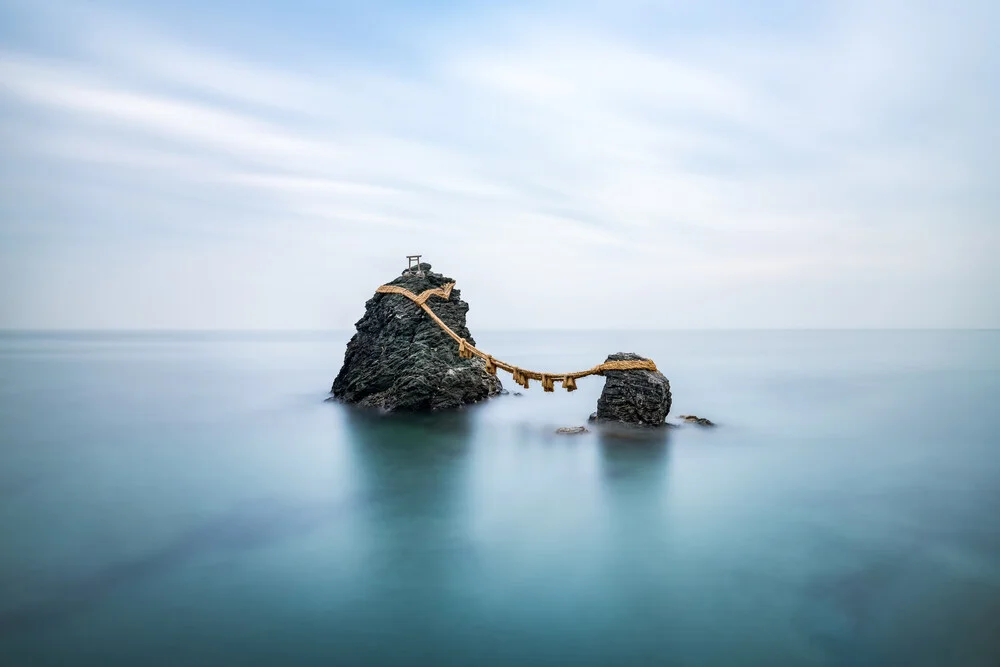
(562, 376), (577, 392)
(541, 375), (554, 392)
(484, 356), (497, 375)
(458, 338), (473, 359)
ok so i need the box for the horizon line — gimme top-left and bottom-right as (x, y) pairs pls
(1, 327), (998, 334)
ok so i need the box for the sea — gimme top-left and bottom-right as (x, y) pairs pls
(0, 330), (998, 667)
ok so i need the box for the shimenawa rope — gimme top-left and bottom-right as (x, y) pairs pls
(375, 282), (657, 391)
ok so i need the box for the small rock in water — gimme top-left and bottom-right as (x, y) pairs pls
(678, 415), (716, 427)
(556, 426), (589, 435)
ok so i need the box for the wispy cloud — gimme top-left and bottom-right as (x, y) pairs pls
(0, 0), (996, 329)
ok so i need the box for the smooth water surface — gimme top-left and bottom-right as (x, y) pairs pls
(1, 330), (999, 666)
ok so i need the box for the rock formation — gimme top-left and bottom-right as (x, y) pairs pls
(330, 263), (502, 411)
(592, 353), (672, 426)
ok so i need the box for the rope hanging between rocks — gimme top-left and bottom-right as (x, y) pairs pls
(375, 282), (658, 392)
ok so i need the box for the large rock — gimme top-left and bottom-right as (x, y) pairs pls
(331, 263), (502, 411)
(594, 352), (671, 426)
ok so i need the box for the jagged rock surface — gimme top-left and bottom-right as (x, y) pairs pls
(331, 263), (502, 411)
(594, 352), (672, 426)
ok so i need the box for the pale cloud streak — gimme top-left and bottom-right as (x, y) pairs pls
(0, 0), (996, 329)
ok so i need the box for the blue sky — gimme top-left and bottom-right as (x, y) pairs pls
(1, 0), (997, 329)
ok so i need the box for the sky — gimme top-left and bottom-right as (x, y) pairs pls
(0, 0), (997, 330)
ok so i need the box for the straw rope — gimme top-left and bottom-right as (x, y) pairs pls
(375, 282), (657, 391)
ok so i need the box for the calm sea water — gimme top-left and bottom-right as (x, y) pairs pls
(0, 330), (998, 667)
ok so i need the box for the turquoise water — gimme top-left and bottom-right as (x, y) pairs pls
(1, 330), (999, 666)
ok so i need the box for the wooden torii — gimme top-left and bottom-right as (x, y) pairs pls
(405, 255), (424, 277)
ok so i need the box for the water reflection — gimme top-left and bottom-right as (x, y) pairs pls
(339, 404), (481, 596)
(595, 422), (671, 484)
(592, 424), (672, 577)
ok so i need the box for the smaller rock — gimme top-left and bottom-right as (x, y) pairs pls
(588, 412), (598, 422)
(556, 426), (589, 435)
(594, 352), (671, 426)
(678, 415), (716, 427)
(513, 392), (524, 397)
(499, 388), (510, 396)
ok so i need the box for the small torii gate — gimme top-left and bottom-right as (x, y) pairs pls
(406, 254), (425, 277)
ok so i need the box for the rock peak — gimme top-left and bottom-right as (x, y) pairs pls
(402, 262), (432, 275)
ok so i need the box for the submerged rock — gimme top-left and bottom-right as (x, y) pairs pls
(556, 426), (589, 435)
(679, 415), (716, 427)
(330, 263), (502, 411)
(594, 353), (671, 426)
